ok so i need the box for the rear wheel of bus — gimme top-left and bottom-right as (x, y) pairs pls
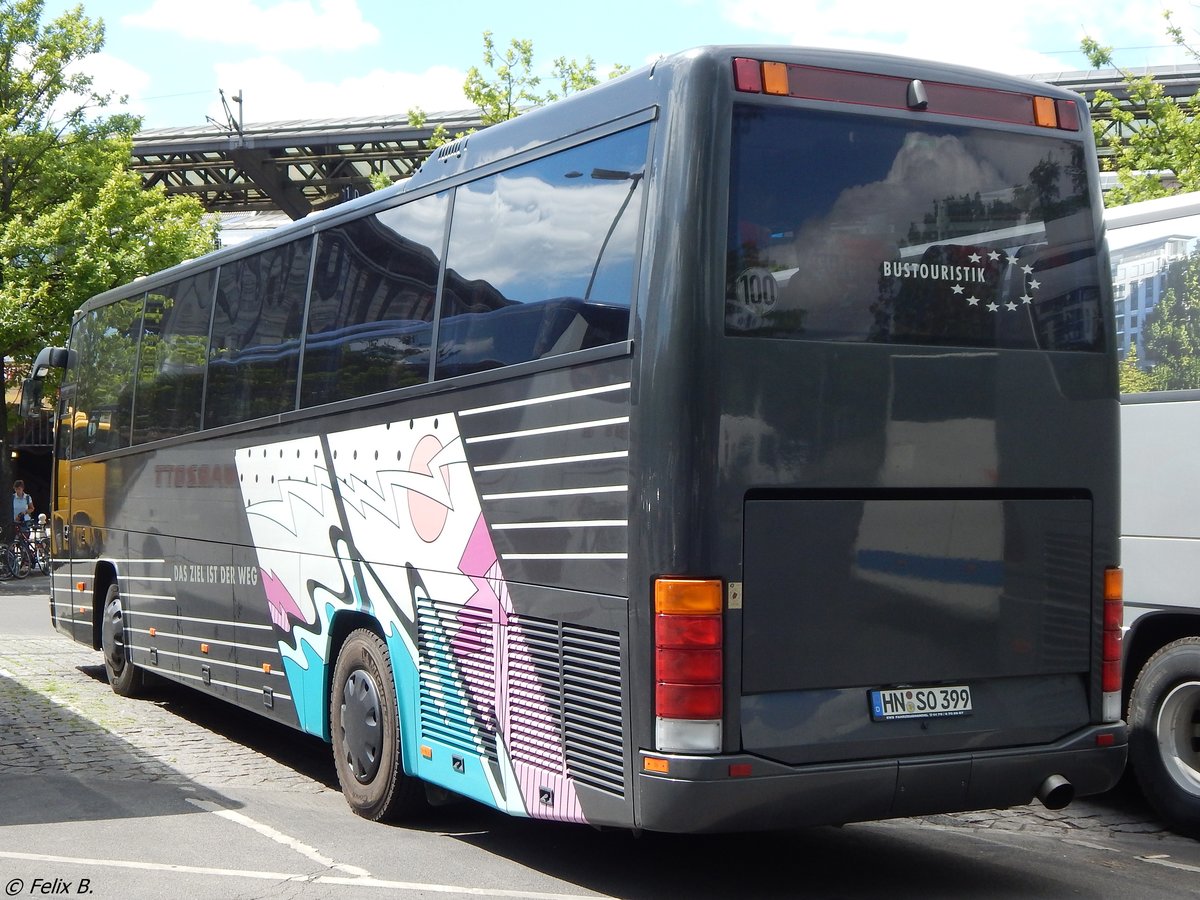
(331, 629), (425, 821)
(1129, 637), (1200, 836)
(101, 583), (143, 697)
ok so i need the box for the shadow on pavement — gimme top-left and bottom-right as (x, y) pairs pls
(0, 668), (244, 827)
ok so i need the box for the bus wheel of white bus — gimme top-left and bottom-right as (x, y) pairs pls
(101, 583), (143, 697)
(1129, 636), (1200, 837)
(331, 629), (425, 821)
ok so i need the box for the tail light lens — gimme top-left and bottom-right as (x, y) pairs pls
(654, 578), (723, 753)
(1102, 567), (1123, 721)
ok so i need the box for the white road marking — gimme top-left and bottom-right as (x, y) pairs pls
(185, 798), (370, 877)
(0, 850), (608, 898)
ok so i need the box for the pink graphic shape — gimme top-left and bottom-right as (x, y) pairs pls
(408, 433), (452, 542)
(262, 569), (310, 631)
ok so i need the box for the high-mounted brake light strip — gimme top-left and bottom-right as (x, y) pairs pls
(732, 57), (1081, 131)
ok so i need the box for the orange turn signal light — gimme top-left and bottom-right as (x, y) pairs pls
(655, 579), (722, 614)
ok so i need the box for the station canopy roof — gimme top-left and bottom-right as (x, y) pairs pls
(132, 108), (485, 221)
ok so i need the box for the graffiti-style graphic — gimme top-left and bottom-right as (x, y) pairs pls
(235, 413), (585, 822)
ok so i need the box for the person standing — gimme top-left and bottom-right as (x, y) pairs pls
(12, 479), (33, 525)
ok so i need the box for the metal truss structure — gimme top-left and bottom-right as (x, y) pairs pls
(1038, 64), (1200, 151)
(132, 108), (484, 220)
(129, 67), (1200, 223)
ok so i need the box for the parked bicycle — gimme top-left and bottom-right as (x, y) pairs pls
(9, 515), (47, 577)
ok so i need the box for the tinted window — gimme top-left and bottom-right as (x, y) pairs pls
(301, 193), (447, 406)
(70, 296), (145, 457)
(206, 239), (312, 427)
(133, 273), (215, 444)
(726, 105), (1103, 351)
(436, 124), (648, 378)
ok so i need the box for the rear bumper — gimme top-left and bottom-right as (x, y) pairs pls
(635, 723), (1127, 833)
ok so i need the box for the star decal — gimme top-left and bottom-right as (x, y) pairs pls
(986, 302), (999, 312)
(952, 284), (964, 294)
(967, 296), (980, 306)
(1021, 294), (1032, 304)
(1022, 264), (1034, 275)
(968, 253), (982, 263)
(988, 250), (1001, 261)
(1005, 301), (1017, 311)
(1029, 279), (1041, 290)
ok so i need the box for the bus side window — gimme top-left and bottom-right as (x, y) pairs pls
(73, 296), (144, 454)
(435, 124), (648, 379)
(300, 193), (448, 407)
(134, 272), (215, 444)
(206, 238), (311, 428)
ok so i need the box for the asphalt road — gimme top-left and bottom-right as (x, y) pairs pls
(1, 574), (1198, 899)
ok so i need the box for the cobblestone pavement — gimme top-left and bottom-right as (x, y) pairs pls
(0, 633), (332, 797)
(0, 621), (1179, 843)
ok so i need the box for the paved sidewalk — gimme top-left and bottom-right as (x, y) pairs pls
(0, 632), (333, 800)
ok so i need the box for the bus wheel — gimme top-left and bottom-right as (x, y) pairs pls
(1129, 636), (1200, 837)
(330, 629), (425, 821)
(101, 583), (143, 697)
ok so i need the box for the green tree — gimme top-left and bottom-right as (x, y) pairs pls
(1082, 13), (1200, 205)
(0, 0), (216, 484)
(1118, 345), (1157, 393)
(1141, 251), (1200, 390)
(401, 32), (630, 162)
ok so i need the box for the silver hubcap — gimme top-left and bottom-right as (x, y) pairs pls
(1156, 680), (1200, 797)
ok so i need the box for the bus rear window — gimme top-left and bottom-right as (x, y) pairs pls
(726, 105), (1105, 351)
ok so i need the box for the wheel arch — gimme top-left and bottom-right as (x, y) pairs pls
(1124, 610), (1200, 707)
(322, 609), (387, 743)
(90, 561), (120, 652)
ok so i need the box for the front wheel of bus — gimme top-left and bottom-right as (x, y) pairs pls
(331, 629), (425, 821)
(1129, 636), (1200, 837)
(101, 583), (143, 697)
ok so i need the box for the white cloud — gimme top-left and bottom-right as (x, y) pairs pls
(61, 51), (152, 121)
(210, 57), (471, 123)
(720, 0), (1181, 75)
(124, 0), (380, 53)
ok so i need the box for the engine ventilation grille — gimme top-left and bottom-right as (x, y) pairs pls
(417, 593), (498, 763)
(508, 615), (626, 797)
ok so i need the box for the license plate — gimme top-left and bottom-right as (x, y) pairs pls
(869, 685), (972, 721)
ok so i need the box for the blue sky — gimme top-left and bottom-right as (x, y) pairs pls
(41, 0), (1200, 131)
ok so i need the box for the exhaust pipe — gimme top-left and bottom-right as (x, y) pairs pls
(1036, 774), (1074, 810)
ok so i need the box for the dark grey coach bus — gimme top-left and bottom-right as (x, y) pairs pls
(34, 46), (1127, 832)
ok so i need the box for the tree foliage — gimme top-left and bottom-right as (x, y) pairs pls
(405, 32), (630, 153)
(0, 0), (215, 365)
(1082, 13), (1200, 205)
(1138, 250), (1200, 390)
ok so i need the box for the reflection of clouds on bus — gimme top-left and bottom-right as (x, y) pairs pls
(780, 133), (1013, 335)
(447, 167), (641, 303)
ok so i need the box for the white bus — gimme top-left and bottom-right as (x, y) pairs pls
(1109, 191), (1200, 836)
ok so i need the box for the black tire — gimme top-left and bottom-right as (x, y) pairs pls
(101, 583), (143, 697)
(1128, 636), (1200, 837)
(330, 629), (425, 821)
(9, 542), (29, 579)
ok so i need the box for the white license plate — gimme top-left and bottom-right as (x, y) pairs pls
(869, 685), (973, 721)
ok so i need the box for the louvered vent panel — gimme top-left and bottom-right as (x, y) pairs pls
(561, 624), (625, 794)
(507, 615), (626, 797)
(417, 594), (497, 762)
(1043, 529), (1092, 661)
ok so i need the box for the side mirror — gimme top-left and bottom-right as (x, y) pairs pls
(19, 377), (43, 418)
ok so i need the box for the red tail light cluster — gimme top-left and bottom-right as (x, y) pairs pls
(654, 578), (724, 752)
(1102, 567), (1123, 722)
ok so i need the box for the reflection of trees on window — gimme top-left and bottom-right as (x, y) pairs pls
(725, 104), (1100, 350)
(1138, 249), (1200, 390)
(207, 239), (311, 427)
(71, 296), (145, 456)
(302, 193), (447, 406)
(134, 272), (215, 444)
